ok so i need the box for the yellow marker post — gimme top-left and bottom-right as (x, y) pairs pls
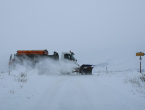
(136, 52), (144, 73)
(136, 52), (144, 56)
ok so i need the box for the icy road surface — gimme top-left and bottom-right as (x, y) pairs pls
(0, 71), (145, 110)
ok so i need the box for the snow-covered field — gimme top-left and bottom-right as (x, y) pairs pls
(1, 0), (145, 109)
(0, 68), (145, 110)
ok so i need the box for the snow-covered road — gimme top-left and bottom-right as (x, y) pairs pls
(3, 72), (142, 110)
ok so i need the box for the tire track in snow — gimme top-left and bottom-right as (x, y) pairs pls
(17, 74), (145, 110)
(34, 75), (68, 110)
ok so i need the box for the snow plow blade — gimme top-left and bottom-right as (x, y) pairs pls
(74, 64), (94, 75)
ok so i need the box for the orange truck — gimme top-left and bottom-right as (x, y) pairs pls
(9, 50), (94, 75)
(9, 50), (59, 67)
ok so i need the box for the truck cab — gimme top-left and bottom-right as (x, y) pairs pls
(61, 51), (77, 62)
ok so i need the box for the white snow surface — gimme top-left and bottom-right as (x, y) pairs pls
(1, 57), (145, 110)
(1, 69), (145, 110)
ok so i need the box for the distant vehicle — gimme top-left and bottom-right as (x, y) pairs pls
(9, 50), (93, 75)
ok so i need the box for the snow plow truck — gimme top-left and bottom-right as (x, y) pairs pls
(9, 50), (93, 75)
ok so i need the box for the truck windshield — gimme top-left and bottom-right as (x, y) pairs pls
(71, 54), (75, 60)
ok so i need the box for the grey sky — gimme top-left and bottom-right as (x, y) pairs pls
(0, 0), (145, 67)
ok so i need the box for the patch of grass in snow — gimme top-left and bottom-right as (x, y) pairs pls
(140, 74), (145, 82)
(124, 73), (145, 94)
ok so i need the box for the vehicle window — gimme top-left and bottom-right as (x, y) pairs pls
(64, 54), (71, 59)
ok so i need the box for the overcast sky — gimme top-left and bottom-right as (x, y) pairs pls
(0, 0), (145, 68)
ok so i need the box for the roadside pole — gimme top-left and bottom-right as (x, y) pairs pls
(9, 54), (12, 75)
(140, 56), (142, 73)
(136, 52), (144, 73)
